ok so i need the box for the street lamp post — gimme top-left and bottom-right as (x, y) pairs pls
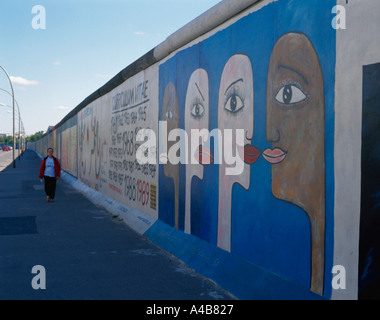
(0, 64), (16, 168)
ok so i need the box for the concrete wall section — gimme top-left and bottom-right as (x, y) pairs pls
(57, 115), (78, 177)
(334, 0), (380, 300)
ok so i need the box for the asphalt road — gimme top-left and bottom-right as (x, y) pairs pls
(0, 149), (19, 172)
(0, 150), (234, 300)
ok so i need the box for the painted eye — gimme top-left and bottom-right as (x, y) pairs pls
(191, 102), (205, 119)
(275, 84), (307, 105)
(166, 108), (173, 119)
(224, 93), (244, 113)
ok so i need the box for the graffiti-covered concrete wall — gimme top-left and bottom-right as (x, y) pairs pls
(28, 0), (380, 300)
(77, 66), (159, 217)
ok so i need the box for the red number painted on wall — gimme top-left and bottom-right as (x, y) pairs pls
(136, 179), (150, 206)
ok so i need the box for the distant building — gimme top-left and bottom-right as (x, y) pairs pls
(47, 126), (55, 133)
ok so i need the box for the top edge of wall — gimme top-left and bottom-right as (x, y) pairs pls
(153, 0), (261, 61)
(53, 0), (261, 132)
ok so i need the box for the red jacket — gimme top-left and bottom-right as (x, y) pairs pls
(39, 156), (62, 179)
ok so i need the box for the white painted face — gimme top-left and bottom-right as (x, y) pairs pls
(184, 68), (209, 234)
(219, 54), (255, 177)
(217, 54), (255, 252)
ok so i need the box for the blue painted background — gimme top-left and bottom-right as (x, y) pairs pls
(159, 0), (335, 298)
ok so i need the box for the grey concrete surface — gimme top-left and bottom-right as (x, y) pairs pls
(0, 150), (234, 300)
(154, 0), (260, 60)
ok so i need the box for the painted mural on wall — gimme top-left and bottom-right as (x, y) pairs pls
(78, 98), (106, 191)
(158, 0), (335, 297)
(78, 68), (159, 217)
(60, 125), (78, 177)
(30, 132), (56, 159)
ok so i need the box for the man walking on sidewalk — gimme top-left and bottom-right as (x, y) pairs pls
(39, 147), (61, 202)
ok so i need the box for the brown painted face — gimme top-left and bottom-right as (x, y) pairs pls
(162, 82), (180, 173)
(265, 32), (325, 216)
(161, 82), (180, 228)
(265, 32), (326, 295)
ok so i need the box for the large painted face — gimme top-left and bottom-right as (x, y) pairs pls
(265, 32), (325, 213)
(184, 68), (209, 234)
(217, 54), (255, 252)
(265, 32), (325, 295)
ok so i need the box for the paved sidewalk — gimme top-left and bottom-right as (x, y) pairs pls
(0, 150), (233, 300)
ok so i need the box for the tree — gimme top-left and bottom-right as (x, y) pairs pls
(0, 135), (13, 145)
(26, 131), (44, 142)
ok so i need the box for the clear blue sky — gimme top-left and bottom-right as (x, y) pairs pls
(0, 0), (221, 135)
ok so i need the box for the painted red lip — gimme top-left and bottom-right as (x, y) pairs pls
(238, 144), (261, 165)
(195, 145), (214, 165)
(262, 148), (287, 164)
